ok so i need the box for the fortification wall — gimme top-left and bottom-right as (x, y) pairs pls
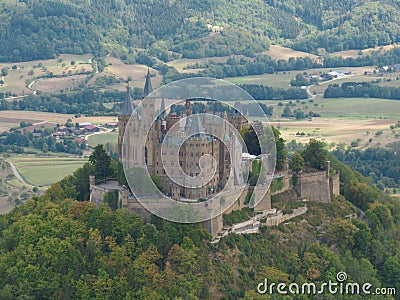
(265, 206), (308, 227)
(90, 186), (107, 206)
(330, 172), (340, 196)
(295, 171), (331, 203)
(271, 175), (292, 196)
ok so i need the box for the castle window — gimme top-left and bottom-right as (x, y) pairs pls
(171, 161), (174, 166)
(191, 152), (193, 157)
(196, 152), (199, 157)
(179, 161), (182, 166)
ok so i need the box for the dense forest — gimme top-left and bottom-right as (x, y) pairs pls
(324, 81), (400, 100)
(333, 143), (400, 190)
(0, 89), (143, 116)
(2, 0), (400, 62)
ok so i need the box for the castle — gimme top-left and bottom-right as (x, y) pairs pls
(90, 71), (340, 238)
(118, 70), (248, 201)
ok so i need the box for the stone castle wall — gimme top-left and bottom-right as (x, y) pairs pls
(330, 172), (340, 196)
(89, 168), (340, 239)
(265, 206), (308, 227)
(294, 171), (331, 203)
(271, 175), (292, 196)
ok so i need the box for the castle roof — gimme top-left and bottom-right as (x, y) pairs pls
(143, 68), (153, 97)
(120, 84), (133, 115)
(159, 97), (166, 119)
(189, 114), (205, 137)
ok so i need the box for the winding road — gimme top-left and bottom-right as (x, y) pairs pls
(6, 160), (30, 186)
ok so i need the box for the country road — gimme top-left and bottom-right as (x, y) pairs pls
(6, 160), (30, 186)
(306, 73), (354, 99)
(85, 127), (112, 142)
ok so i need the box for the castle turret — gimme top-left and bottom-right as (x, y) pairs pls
(118, 83), (133, 161)
(143, 68), (153, 97)
(160, 97), (166, 119)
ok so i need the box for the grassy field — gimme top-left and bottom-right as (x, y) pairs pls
(254, 96), (400, 148)
(331, 43), (400, 58)
(96, 57), (163, 91)
(270, 117), (398, 147)
(33, 74), (88, 93)
(87, 131), (118, 147)
(0, 110), (75, 132)
(311, 97), (400, 119)
(226, 66), (377, 90)
(0, 54), (159, 96)
(166, 45), (319, 73)
(0, 54), (93, 96)
(9, 157), (87, 186)
(0, 111), (118, 133)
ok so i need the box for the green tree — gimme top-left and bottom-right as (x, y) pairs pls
(89, 144), (113, 181)
(273, 127), (287, 171)
(302, 139), (328, 170)
(344, 181), (380, 211)
(326, 219), (360, 253)
(289, 152), (304, 173)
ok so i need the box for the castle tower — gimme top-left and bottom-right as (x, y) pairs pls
(143, 68), (153, 97)
(118, 83), (133, 161)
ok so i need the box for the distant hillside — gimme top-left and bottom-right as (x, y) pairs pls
(1, 0), (400, 62)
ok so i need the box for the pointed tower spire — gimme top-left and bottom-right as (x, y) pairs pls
(143, 68), (153, 97)
(120, 82), (133, 115)
(160, 97), (166, 119)
(189, 114), (205, 137)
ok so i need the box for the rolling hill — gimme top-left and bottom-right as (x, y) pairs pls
(2, 0), (400, 62)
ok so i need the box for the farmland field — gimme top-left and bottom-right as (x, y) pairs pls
(310, 97), (400, 119)
(0, 54), (161, 96)
(0, 54), (93, 96)
(269, 117), (398, 148)
(0, 111), (74, 132)
(0, 111), (118, 133)
(166, 45), (319, 73)
(262, 97), (400, 120)
(257, 97), (400, 148)
(87, 131), (118, 147)
(9, 157), (87, 186)
(226, 66), (376, 90)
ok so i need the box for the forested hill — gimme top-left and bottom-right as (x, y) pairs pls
(0, 142), (399, 298)
(2, 0), (400, 62)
